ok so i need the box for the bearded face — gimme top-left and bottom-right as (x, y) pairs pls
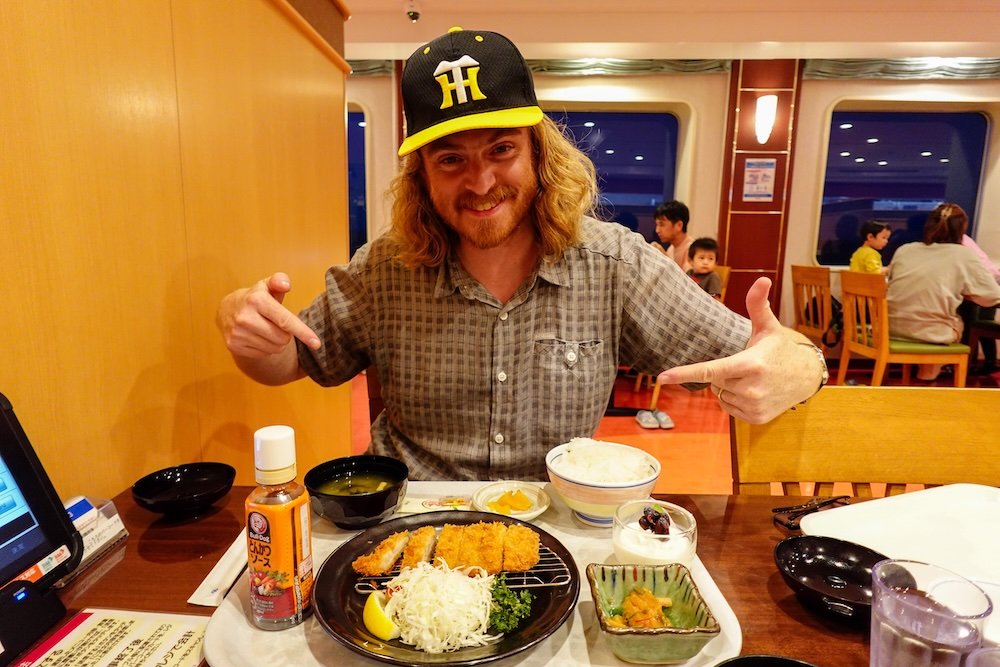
(421, 128), (539, 250)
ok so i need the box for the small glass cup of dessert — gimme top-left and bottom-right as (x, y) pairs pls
(612, 499), (698, 568)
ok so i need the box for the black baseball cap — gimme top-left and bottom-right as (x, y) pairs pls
(398, 27), (543, 156)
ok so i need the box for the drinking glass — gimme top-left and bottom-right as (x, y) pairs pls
(870, 559), (993, 667)
(968, 647), (1000, 667)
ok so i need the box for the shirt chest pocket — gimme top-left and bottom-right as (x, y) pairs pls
(533, 338), (604, 377)
(531, 338), (609, 436)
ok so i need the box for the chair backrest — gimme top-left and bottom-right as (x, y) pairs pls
(840, 271), (888, 357)
(714, 265), (731, 301)
(790, 265), (831, 346)
(730, 385), (1000, 497)
(365, 366), (384, 423)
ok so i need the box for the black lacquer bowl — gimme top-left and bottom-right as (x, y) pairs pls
(774, 534), (888, 623)
(304, 455), (408, 529)
(716, 657), (819, 666)
(132, 461), (236, 516)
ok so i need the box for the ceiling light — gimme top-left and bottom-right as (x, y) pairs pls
(855, 157), (865, 163)
(839, 123), (854, 130)
(940, 158), (950, 163)
(866, 138), (879, 144)
(358, 121), (367, 128)
(584, 121), (595, 128)
(878, 161), (888, 166)
(604, 149), (615, 155)
(755, 94), (778, 144)
(634, 155), (644, 161)
(840, 151), (851, 157)
(921, 151), (933, 157)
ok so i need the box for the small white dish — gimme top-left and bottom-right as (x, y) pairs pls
(472, 481), (550, 522)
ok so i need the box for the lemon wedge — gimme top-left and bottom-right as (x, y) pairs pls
(363, 591), (400, 641)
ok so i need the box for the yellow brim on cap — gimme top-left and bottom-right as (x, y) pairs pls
(398, 106), (544, 156)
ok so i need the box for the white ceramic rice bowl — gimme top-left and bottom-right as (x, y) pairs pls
(545, 439), (661, 526)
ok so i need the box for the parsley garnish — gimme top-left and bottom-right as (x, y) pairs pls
(489, 575), (534, 633)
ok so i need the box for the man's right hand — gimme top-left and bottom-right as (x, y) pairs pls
(217, 273), (321, 382)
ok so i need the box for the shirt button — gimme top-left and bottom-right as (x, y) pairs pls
(566, 350), (578, 362)
(497, 371), (507, 382)
(499, 312), (508, 321)
(494, 433), (505, 444)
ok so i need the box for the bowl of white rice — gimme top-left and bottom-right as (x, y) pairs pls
(545, 438), (660, 526)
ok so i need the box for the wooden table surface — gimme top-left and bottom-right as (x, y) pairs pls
(50, 487), (870, 666)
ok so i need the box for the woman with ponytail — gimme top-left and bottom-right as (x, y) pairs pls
(886, 203), (1000, 380)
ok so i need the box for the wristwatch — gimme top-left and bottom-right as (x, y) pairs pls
(798, 342), (829, 400)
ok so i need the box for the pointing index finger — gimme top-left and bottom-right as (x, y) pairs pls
(657, 358), (727, 386)
(258, 297), (321, 350)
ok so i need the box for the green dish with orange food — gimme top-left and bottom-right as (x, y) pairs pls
(586, 563), (721, 664)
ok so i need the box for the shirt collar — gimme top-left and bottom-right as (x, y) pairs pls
(433, 247), (570, 299)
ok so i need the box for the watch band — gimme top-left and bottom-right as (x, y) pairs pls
(797, 342), (829, 402)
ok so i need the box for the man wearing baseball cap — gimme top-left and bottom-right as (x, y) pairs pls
(217, 28), (827, 481)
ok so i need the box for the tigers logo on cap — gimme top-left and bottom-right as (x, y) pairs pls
(397, 28), (543, 156)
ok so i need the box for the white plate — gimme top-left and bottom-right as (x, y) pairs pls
(472, 481), (551, 521)
(801, 483), (1000, 644)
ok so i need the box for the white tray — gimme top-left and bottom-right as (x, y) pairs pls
(203, 482), (742, 666)
(801, 483), (1000, 644)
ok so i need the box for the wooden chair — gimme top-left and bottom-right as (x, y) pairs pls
(838, 271), (969, 387)
(730, 385), (1000, 496)
(714, 265), (731, 301)
(790, 265), (832, 349)
(365, 366), (384, 423)
(968, 319), (1000, 369)
(635, 265), (733, 395)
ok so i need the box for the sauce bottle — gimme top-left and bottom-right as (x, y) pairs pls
(246, 425), (314, 630)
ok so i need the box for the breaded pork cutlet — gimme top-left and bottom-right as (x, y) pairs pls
(400, 525), (438, 569)
(457, 523), (487, 572)
(503, 524), (540, 571)
(452, 522), (508, 574)
(433, 524), (464, 568)
(477, 522), (508, 574)
(351, 531), (410, 576)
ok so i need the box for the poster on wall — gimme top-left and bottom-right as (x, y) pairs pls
(742, 158), (776, 202)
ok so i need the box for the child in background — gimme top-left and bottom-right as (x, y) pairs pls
(687, 237), (723, 298)
(849, 220), (892, 274)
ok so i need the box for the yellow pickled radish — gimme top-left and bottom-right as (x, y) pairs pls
(488, 489), (534, 514)
(363, 591), (400, 641)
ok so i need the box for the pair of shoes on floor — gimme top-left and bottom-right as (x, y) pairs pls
(635, 409), (674, 429)
(972, 362), (998, 376)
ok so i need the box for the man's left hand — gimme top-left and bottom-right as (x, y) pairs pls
(656, 277), (826, 424)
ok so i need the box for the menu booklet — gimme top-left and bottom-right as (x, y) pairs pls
(14, 608), (206, 667)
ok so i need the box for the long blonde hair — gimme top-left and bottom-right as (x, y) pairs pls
(387, 116), (599, 268)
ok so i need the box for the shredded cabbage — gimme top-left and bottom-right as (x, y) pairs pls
(382, 561), (498, 653)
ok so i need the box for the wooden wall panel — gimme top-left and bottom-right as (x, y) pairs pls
(726, 213), (783, 269)
(0, 0), (350, 498)
(717, 59), (803, 317)
(172, 0), (352, 486)
(0, 1), (198, 498)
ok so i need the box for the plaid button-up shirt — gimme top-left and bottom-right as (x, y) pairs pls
(298, 217), (750, 481)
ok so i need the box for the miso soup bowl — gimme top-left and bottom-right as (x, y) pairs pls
(304, 455), (408, 530)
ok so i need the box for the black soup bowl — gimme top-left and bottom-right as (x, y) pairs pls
(304, 455), (408, 530)
(132, 462), (236, 516)
(716, 657), (819, 666)
(774, 534), (888, 623)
